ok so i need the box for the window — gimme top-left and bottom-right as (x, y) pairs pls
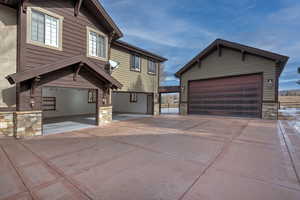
(148, 60), (157, 74)
(42, 97), (56, 111)
(88, 89), (97, 103)
(28, 7), (63, 50)
(130, 93), (138, 103)
(87, 27), (108, 60)
(130, 54), (141, 72)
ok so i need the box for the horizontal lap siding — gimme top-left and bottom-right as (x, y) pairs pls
(19, 0), (109, 111)
(181, 47), (276, 102)
(111, 47), (158, 93)
(24, 0), (107, 71)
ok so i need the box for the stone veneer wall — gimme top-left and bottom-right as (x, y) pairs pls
(14, 111), (42, 139)
(0, 112), (14, 136)
(179, 103), (188, 115)
(99, 106), (112, 126)
(262, 103), (278, 120)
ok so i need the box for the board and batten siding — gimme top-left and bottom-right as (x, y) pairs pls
(181, 47), (277, 102)
(111, 46), (159, 93)
(0, 4), (17, 108)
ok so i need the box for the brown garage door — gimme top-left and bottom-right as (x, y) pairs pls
(188, 74), (262, 118)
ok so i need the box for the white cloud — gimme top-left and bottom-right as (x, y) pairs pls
(280, 79), (299, 83)
(165, 76), (177, 82)
(101, 0), (299, 90)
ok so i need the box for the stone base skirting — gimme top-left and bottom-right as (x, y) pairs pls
(262, 102), (278, 120)
(99, 106), (112, 126)
(178, 102), (279, 120)
(14, 111), (42, 139)
(179, 103), (188, 115)
(0, 111), (42, 138)
(0, 112), (14, 137)
(154, 103), (160, 116)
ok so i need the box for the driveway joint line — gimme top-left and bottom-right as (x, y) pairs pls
(278, 120), (300, 184)
(17, 140), (94, 200)
(177, 120), (249, 200)
(0, 145), (34, 200)
(109, 137), (209, 166)
(182, 120), (209, 131)
(214, 167), (300, 192)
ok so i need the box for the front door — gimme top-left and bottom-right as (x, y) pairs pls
(147, 94), (153, 114)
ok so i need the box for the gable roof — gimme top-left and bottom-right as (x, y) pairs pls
(6, 55), (123, 89)
(0, 0), (123, 39)
(175, 39), (289, 78)
(112, 40), (168, 62)
(85, 0), (123, 39)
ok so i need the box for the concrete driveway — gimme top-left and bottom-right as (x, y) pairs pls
(1, 115), (300, 200)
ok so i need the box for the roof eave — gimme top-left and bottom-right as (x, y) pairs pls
(89, 0), (123, 39)
(112, 40), (168, 62)
(6, 55), (123, 89)
(175, 39), (289, 78)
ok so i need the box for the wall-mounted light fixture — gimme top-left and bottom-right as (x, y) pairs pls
(30, 98), (35, 108)
(267, 79), (273, 88)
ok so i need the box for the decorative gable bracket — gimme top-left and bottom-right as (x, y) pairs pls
(21, 0), (29, 13)
(73, 62), (84, 81)
(74, 0), (83, 17)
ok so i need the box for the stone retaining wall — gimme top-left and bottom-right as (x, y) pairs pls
(99, 106), (112, 126)
(0, 112), (14, 136)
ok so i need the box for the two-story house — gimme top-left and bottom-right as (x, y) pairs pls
(0, 0), (167, 138)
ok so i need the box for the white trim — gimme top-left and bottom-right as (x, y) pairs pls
(27, 7), (63, 51)
(86, 26), (108, 62)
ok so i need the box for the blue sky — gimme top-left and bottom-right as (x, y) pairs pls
(101, 0), (299, 90)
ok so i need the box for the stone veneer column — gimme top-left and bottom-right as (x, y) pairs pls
(179, 103), (188, 115)
(14, 111), (42, 139)
(262, 103), (278, 120)
(0, 112), (14, 136)
(98, 106), (112, 126)
(154, 103), (160, 116)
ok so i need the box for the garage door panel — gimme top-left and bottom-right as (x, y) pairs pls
(189, 84), (260, 94)
(188, 74), (262, 118)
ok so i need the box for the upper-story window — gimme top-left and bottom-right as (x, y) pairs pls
(130, 54), (141, 72)
(27, 7), (63, 50)
(87, 27), (108, 61)
(148, 60), (157, 74)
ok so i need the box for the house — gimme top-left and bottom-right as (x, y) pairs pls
(111, 40), (166, 115)
(0, 0), (166, 138)
(175, 39), (289, 120)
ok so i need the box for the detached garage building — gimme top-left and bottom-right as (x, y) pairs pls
(175, 39), (289, 120)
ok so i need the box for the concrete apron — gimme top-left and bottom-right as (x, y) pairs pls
(0, 116), (300, 199)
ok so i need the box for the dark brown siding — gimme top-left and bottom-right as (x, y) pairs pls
(188, 74), (263, 118)
(23, 0), (108, 71)
(19, 67), (105, 111)
(18, 0), (110, 110)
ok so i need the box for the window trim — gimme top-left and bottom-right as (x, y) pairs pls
(27, 7), (64, 51)
(148, 59), (157, 75)
(86, 26), (108, 61)
(42, 97), (56, 111)
(130, 54), (141, 72)
(88, 89), (97, 104)
(129, 93), (138, 103)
